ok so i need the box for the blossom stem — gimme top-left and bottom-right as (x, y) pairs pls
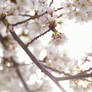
(26, 28), (51, 46)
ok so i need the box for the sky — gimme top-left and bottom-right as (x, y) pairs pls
(63, 20), (92, 60)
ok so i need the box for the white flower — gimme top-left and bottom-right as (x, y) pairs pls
(61, 0), (92, 21)
(51, 33), (67, 45)
(0, 0), (15, 15)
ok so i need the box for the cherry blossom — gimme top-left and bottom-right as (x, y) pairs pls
(0, 0), (92, 92)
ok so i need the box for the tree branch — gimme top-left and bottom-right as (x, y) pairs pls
(40, 63), (71, 76)
(12, 12), (47, 26)
(56, 72), (92, 81)
(7, 24), (66, 92)
(26, 28), (51, 46)
(49, 0), (54, 7)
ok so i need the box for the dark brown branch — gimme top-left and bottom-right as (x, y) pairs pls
(26, 29), (51, 46)
(8, 24), (66, 92)
(49, 0), (54, 7)
(41, 63), (71, 76)
(78, 68), (92, 75)
(54, 7), (64, 12)
(10, 57), (31, 92)
(56, 72), (92, 81)
(12, 12), (47, 26)
(0, 34), (4, 46)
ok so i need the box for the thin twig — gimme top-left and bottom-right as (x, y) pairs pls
(54, 7), (64, 12)
(81, 78), (92, 82)
(26, 29), (51, 47)
(12, 12), (47, 26)
(0, 34), (4, 46)
(49, 0), (54, 7)
(41, 63), (71, 76)
(56, 72), (92, 81)
(78, 68), (92, 75)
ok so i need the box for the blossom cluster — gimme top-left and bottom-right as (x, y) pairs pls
(0, 0), (92, 92)
(0, 0), (15, 15)
(62, 0), (92, 22)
